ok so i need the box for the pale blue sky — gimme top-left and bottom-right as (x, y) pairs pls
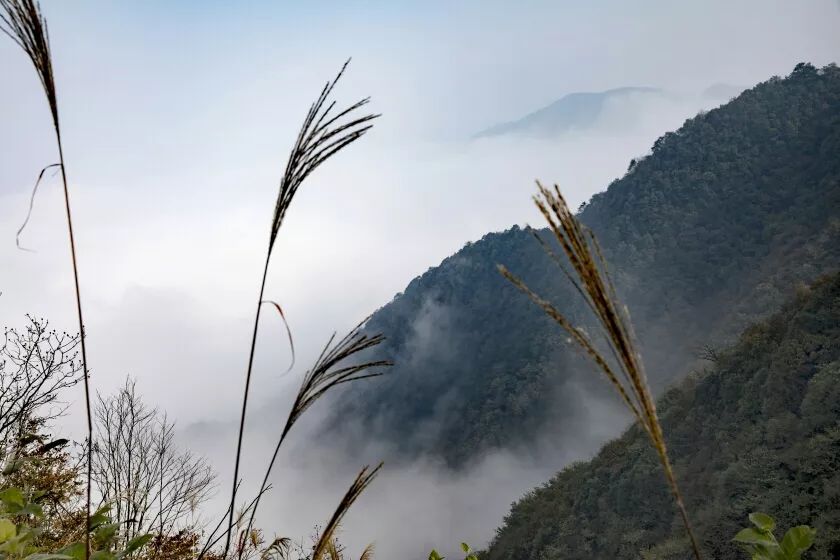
(1, 0), (838, 418)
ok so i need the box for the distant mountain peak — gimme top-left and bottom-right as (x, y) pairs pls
(474, 86), (663, 139)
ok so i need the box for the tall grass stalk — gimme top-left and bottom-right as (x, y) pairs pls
(309, 464), (382, 560)
(241, 320), (392, 545)
(2, 5), (386, 556)
(498, 181), (703, 560)
(223, 60), (379, 557)
(0, 1), (94, 556)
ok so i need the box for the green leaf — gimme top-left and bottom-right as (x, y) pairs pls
(461, 542), (471, 553)
(94, 522), (119, 547)
(429, 550), (445, 560)
(0, 488), (25, 510)
(87, 511), (111, 532)
(24, 554), (74, 560)
(90, 551), (116, 560)
(749, 513), (776, 532)
(734, 528), (777, 547)
(120, 533), (153, 556)
(781, 526), (816, 559)
(57, 542), (86, 560)
(0, 530), (30, 555)
(0, 518), (17, 542)
(19, 503), (44, 518)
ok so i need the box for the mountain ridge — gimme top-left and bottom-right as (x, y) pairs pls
(326, 62), (840, 468)
(474, 86), (663, 138)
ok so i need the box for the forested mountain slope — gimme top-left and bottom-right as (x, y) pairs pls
(328, 63), (840, 466)
(485, 272), (840, 560)
(580, 61), (840, 386)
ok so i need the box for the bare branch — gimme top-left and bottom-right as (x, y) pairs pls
(92, 379), (216, 550)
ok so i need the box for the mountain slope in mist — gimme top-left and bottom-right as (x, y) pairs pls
(475, 86), (663, 138)
(485, 272), (840, 560)
(328, 62), (840, 467)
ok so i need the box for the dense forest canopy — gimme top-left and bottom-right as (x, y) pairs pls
(484, 272), (840, 560)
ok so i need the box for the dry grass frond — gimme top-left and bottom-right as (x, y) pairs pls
(1, 2), (94, 556)
(310, 464), (382, 560)
(326, 538), (341, 560)
(241, 319), (391, 545)
(262, 536), (292, 560)
(225, 59), (379, 557)
(357, 542), (375, 560)
(197, 482), (273, 559)
(268, 59), (379, 254)
(498, 181), (702, 560)
(0, 0), (57, 125)
(16, 162), (60, 251)
(260, 300), (296, 375)
(283, 319), (391, 435)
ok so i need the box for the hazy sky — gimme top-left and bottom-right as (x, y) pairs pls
(1, 1), (838, 556)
